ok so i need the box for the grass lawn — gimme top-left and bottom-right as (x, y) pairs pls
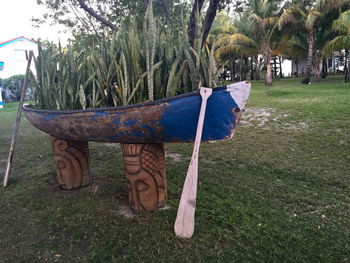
(0, 76), (349, 262)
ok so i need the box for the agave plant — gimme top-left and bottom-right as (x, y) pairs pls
(30, 2), (219, 110)
(30, 43), (91, 110)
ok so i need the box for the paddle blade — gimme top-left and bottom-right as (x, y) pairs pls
(174, 164), (198, 238)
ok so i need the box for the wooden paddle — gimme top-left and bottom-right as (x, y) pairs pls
(174, 86), (212, 238)
(3, 51), (34, 187)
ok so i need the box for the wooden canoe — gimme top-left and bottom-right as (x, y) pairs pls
(23, 81), (251, 143)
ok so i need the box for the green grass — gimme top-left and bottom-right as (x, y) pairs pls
(1, 76), (350, 262)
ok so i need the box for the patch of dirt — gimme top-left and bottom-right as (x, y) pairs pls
(284, 122), (310, 132)
(240, 107), (309, 131)
(240, 108), (282, 127)
(116, 200), (135, 219)
(103, 143), (120, 147)
(165, 152), (182, 163)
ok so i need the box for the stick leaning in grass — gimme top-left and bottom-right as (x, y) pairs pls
(174, 86), (212, 238)
(3, 51), (34, 187)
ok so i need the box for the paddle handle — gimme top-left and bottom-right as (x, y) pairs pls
(174, 87), (212, 238)
(4, 51), (34, 187)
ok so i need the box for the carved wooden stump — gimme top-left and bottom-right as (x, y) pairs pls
(50, 136), (91, 190)
(121, 143), (167, 212)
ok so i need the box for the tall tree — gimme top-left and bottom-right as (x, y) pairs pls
(3, 75), (29, 101)
(187, 0), (234, 48)
(217, 0), (285, 85)
(279, 0), (349, 84)
(245, 0), (284, 86)
(35, 0), (231, 49)
(34, 0), (187, 40)
(216, 33), (258, 81)
(206, 12), (236, 44)
(325, 10), (350, 82)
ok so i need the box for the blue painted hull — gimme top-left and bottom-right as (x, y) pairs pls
(23, 84), (248, 143)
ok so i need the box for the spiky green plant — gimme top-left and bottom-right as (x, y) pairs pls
(30, 3), (220, 111)
(30, 43), (92, 110)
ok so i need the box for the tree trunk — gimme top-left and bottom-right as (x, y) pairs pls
(321, 59), (327, 78)
(302, 30), (314, 84)
(230, 58), (236, 81)
(78, 0), (117, 31)
(265, 61), (272, 86)
(239, 54), (243, 81)
(160, 0), (170, 25)
(314, 50), (322, 82)
(347, 50), (350, 82)
(333, 52), (336, 76)
(243, 57), (248, 80)
(273, 56), (277, 79)
(314, 65), (321, 82)
(345, 50), (349, 82)
(279, 56), (283, 78)
(295, 58), (299, 77)
(202, 0), (220, 45)
(255, 55), (260, 80)
(262, 43), (272, 85)
(250, 57), (254, 80)
(187, 0), (205, 47)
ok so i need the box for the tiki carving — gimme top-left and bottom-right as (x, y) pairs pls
(121, 143), (167, 212)
(50, 136), (91, 190)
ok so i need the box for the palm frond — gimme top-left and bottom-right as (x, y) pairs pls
(324, 36), (350, 54)
(306, 11), (321, 30)
(278, 6), (305, 30)
(332, 10), (350, 34)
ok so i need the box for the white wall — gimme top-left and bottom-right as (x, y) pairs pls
(281, 59), (292, 77)
(0, 39), (39, 79)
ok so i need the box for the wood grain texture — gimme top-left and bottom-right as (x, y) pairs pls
(3, 51), (33, 187)
(51, 136), (91, 189)
(174, 87), (212, 238)
(121, 143), (166, 212)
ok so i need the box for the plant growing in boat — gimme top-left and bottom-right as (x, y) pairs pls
(29, 3), (219, 110)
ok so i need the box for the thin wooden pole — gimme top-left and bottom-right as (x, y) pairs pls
(3, 51), (34, 187)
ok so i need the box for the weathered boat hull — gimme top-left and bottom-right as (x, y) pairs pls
(23, 82), (251, 143)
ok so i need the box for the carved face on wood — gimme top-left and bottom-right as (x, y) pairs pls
(124, 155), (157, 211)
(122, 144), (166, 212)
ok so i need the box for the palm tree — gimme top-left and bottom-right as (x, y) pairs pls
(216, 33), (258, 81)
(274, 33), (307, 77)
(245, 0), (283, 86)
(234, 10), (262, 80)
(313, 25), (336, 82)
(279, 0), (350, 84)
(325, 10), (350, 82)
(217, 0), (283, 86)
(206, 12), (236, 45)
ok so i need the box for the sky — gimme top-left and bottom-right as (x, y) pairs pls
(0, 0), (71, 44)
